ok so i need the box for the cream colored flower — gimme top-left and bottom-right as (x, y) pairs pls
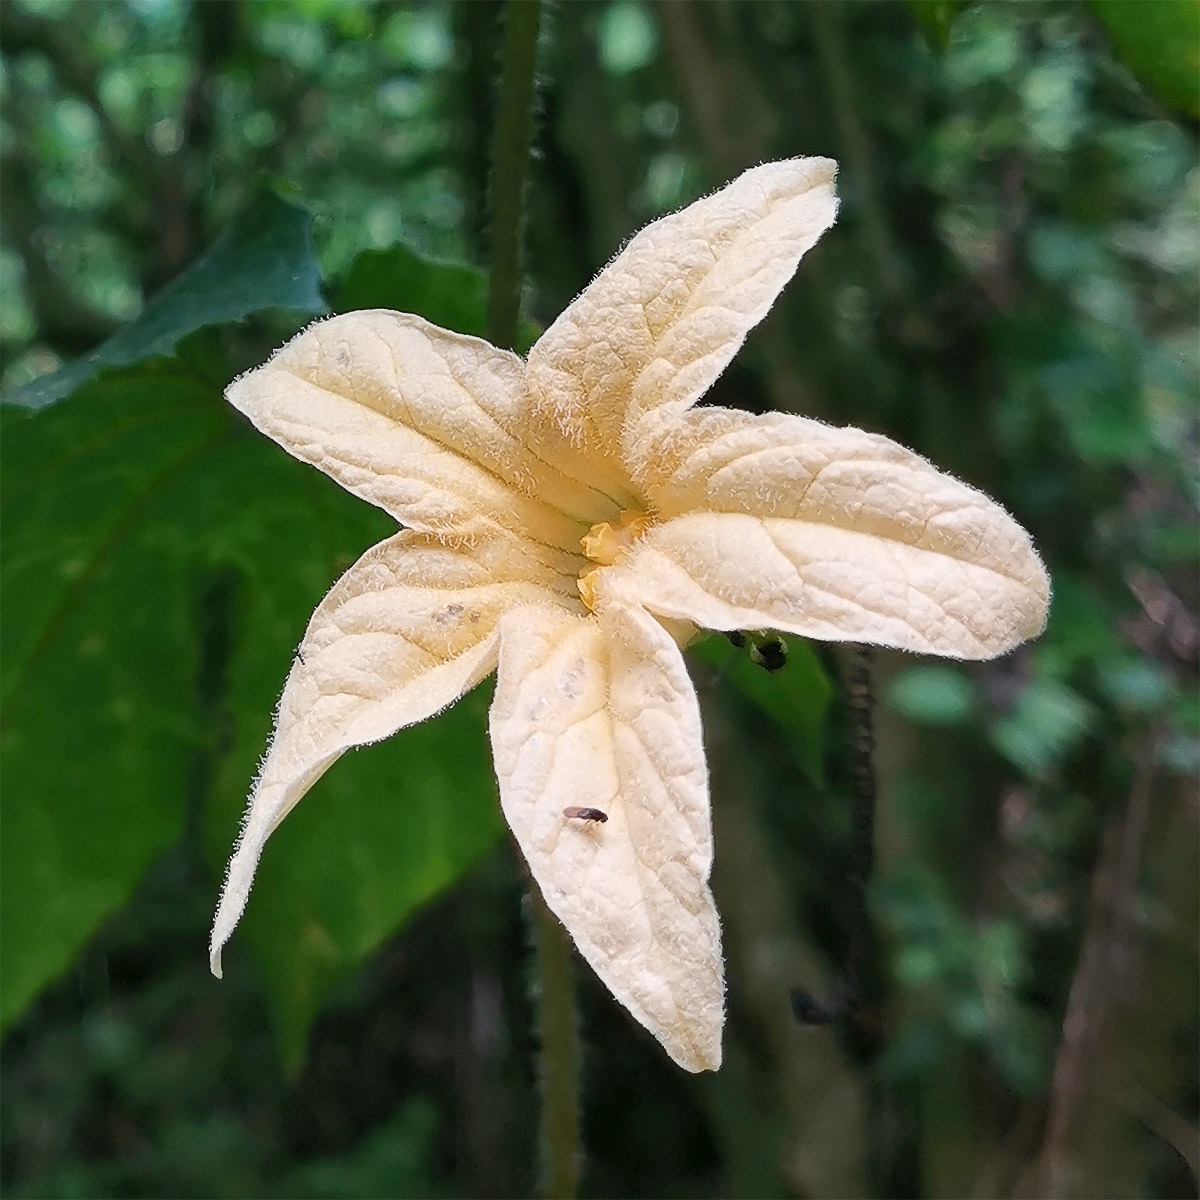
(209, 158), (1049, 1072)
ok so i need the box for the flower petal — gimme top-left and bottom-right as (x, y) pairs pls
(615, 408), (1050, 659)
(227, 310), (607, 547)
(210, 529), (569, 977)
(526, 158), (838, 469)
(489, 603), (723, 1071)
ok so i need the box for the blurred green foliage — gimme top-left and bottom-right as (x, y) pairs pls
(1, 1), (1196, 1197)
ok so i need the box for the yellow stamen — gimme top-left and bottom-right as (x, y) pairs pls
(578, 510), (654, 610)
(580, 510), (654, 566)
(577, 566), (602, 611)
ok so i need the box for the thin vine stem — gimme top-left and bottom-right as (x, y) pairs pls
(843, 644), (877, 1016)
(529, 884), (581, 1199)
(486, 0), (543, 354)
(483, 4), (581, 1198)
(791, 645), (878, 1026)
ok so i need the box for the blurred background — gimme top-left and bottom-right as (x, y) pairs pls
(1, 0), (1197, 1196)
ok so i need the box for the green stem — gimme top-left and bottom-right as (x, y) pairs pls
(485, 0), (543, 352)
(530, 885), (581, 1199)
(483, 4), (581, 1196)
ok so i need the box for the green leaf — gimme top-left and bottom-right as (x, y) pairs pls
(885, 665), (978, 727)
(989, 679), (1095, 778)
(1091, 0), (1200, 117)
(908, 0), (965, 52)
(690, 634), (831, 785)
(1, 356), (505, 1053)
(6, 191), (326, 412)
(1, 362), (226, 1028)
(330, 243), (540, 351)
(332, 244), (487, 332)
(1095, 655), (1173, 714)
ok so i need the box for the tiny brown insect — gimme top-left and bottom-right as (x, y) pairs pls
(563, 806), (608, 823)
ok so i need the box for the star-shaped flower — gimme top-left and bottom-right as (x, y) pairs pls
(209, 158), (1049, 1072)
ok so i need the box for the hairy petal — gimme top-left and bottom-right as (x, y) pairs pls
(210, 530), (572, 976)
(616, 408), (1050, 659)
(489, 604), (723, 1071)
(227, 310), (602, 547)
(526, 158), (838, 475)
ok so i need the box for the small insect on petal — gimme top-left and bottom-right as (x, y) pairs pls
(563, 806), (609, 823)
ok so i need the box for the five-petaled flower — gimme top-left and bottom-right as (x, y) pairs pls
(210, 158), (1050, 1072)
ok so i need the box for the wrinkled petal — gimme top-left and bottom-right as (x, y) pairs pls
(612, 407), (1049, 659)
(526, 158), (838, 475)
(227, 310), (608, 547)
(488, 603), (723, 1071)
(210, 529), (572, 976)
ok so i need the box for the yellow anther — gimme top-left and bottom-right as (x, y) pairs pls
(577, 566), (602, 611)
(580, 510), (653, 566)
(578, 510), (654, 612)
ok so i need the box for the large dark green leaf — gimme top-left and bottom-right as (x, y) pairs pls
(1, 361), (227, 1027)
(331, 244), (490, 334)
(1091, 0), (1200, 117)
(331, 243), (540, 351)
(6, 192), (326, 412)
(908, 0), (965, 52)
(1, 352), (504, 1051)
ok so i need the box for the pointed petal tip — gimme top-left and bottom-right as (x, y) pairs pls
(759, 153), (837, 180)
(769, 154), (839, 200)
(209, 859), (247, 983)
(693, 1042), (724, 1074)
(209, 885), (242, 981)
(666, 1026), (723, 1073)
(802, 153), (838, 185)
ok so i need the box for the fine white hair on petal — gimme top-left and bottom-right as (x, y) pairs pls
(209, 528), (573, 977)
(525, 156), (839, 482)
(488, 602), (724, 1072)
(609, 406), (1050, 659)
(226, 308), (617, 546)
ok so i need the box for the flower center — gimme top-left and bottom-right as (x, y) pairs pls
(577, 509), (654, 610)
